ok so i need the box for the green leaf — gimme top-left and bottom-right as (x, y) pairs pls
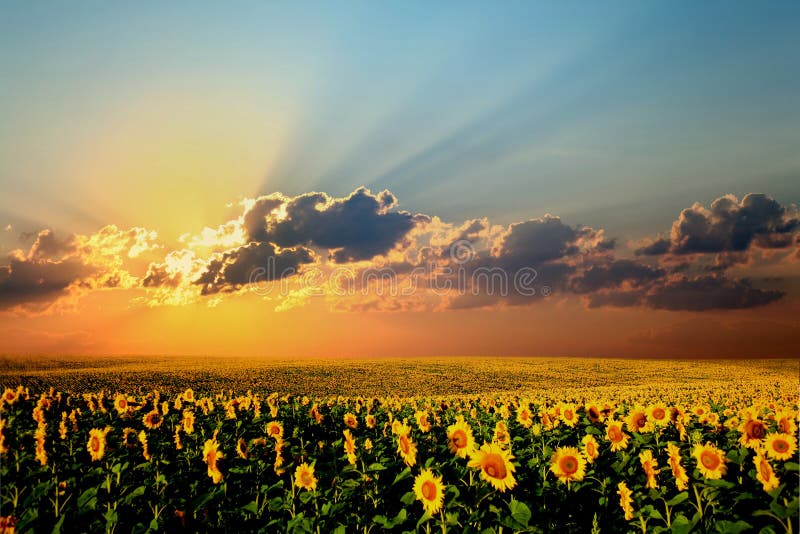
(77, 487), (98, 511)
(714, 520), (752, 534)
(670, 514), (692, 534)
(783, 461), (799, 472)
(508, 499), (531, 528)
(241, 501), (259, 514)
(666, 492), (689, 506)
(400, 491), (416, 505)
(367, 462), (387, 471)
(121, 485), (146, 505)
(393, 466), (411, 486)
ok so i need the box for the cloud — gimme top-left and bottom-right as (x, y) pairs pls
(636, 193), (799, 256)
(244, 187), (421, 262)
(195, 242), (315, 295)
(0, 226), (158, 313)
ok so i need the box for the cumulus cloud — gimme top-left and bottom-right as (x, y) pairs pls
(0, 226), (158, 313)
(636, 193), (799, 256)
(242, 187), (421, 262)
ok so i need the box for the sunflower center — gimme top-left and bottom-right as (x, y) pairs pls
(564, 410), (573, 420)
(560, 456), (578, 474)
(301, 471), (313, 485)
(609, 427), (621, 441)
(634, 414), (646, 429)
(700, 451), (719, 469)
(652, 408), (665, 420)
(421, 480), (437, 500)
(747, 421), (765, 439)
(773, 439), (788, 452)
(452, 430), (466, 448)
(399, 436), (410, 454)
(90, 436), (100, 452)
(587, 443), (596, 456)
(779, 419), (790, 433)
(483, 454), (507, 479)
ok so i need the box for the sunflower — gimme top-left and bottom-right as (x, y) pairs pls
(447, 417), (475, 459)
(35, 424), (48, 466)
(585, 402), (604, 424)
(182, 410), (195, 434)
(113, 394), (131, 416)
(605, 421), (630, 452)
(550, 446), (586, 484)
(87, 427), (111, 462)
(174, 425), (183, 450)
(666, 443), (688, 491)
(236, 438), (249, 460)
(413, 469), (445, 515)
(617, 481), (634, 520)
(415, 411), (432, 433)
(493, 421), (510, 447)
(625, 407), (650, 433)
(138, 430), (151, 461)
(122, 427), (138, 449)
(142, 410), (163, 430)
(692, 443), (727, 479)
(395, 425), (417, 467)
(647, 404), (669, 427)
(343, 429), (358, 465)
(559, 403), (579, 427)
(183, 388), (195, 403)
(753, 451), (780, 492)
(294, 462), (318, 491)
(2, 388), (17, 405)
(266, 421), (284, 440)
(516, 406), (534, 428)
(764, 432), (797, 461)
(343, 412), (358, 429)
(582, 434), (599, 463)
(203, 433), (224, 484)
(468, 442), (517, 492)
(365, 414), (377, 429)
(638, 450), (660, 489)
(738, 418), (767, 449)
(774, 408), (797, 435)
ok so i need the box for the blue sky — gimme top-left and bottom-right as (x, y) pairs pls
(1, 1), (798, 242)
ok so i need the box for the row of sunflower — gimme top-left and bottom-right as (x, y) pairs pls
(0, 385), (797, 532)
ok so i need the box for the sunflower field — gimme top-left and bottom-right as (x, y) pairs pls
(0, 376), (798, 534)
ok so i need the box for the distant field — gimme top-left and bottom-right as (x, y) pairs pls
(1, 355), (797, 397)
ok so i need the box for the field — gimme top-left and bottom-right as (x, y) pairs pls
(0, 357), (798, 533)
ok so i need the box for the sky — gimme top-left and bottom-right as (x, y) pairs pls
(1, 1), (798, 357)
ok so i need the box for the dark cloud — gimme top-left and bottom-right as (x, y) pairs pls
(645, 276), (784, 311)
(195, 242), (314, 295)
(0, 256), (94, 310)
(569, 260), (665, 294)
(243, 187), (419, 262)
(494, 216), (591, 267)
(636, 193), (799, 256)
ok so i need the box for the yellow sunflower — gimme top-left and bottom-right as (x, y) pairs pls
(294, 462), (318, 491)
(585, 402), (604, 424)
(343, 429), (357, 465)
(447, 417), (475, 459)
(142, 410), (163, 430)
(605, 421), (630, 452)
(738, 418), (767, 449)
(87, 427), (111, 462)
(183, 388), (195, 403)
(559, 403), (579, 427)
(692, 443), (727, 479)
(395, 425), (417, 467)
(2, 388), (17, 405)
(266, 421), (284, 440)
(647, 404), (669, 427)
(415, 411), (432, 433)
(493, 421), (510, 447)
(182, 410), (195, 434)
(203, 433), (224, 484)
(617, 481), (634, 520)
(366, 414), (377, 429)
(638, 450), (660, 489)
(413, 469), (445, 515)
(753, 451), (780, 492)
(582, 434), (600, 463)
(625, 407), (650, 434)
(343, 412), (358, 429)
(113, 394), (130, 416)
(236, 438), (249, 460)
(516, 406), (534, 428)
(550, 446), (586, 484)
(764, 432), (797, 461)
(468, 442), (517, 492)
(666, 443), (688, 491)
(122, 427), (138, 449)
